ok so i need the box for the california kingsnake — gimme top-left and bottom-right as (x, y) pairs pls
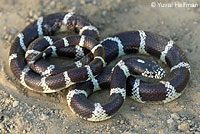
(9, 12), (191, 122)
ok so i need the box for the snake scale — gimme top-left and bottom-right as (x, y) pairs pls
(9, 12), (190, 121)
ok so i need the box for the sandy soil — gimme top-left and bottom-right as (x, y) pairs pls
(0, 0), (200, 134)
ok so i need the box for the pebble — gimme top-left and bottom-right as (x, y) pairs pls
(13, 101), (19, 108)
(111, 126), (115, 131)
(33, 14), (38, 20)
(124, 8), (128, 12)
(40, 114), (49, 120)
(130, 106), (135, 111)
(10, 124), (14, 129)
(102, 10), (107, 16)
(65, 126), (69, 130)
(92, 0), (96, 5)
(80, 0), (85, 5)
(123, 132), (132, 134)
(22, 129), (28, 134)
(32, 105), (36, 109)
(4, 34), (9, 40)
(167, 118), (173, 124)
(54, 110), (58, 114)
(182, 116), (188, 121)
(28, 111), (33, 115)
(85, 0), (93, 4)
(10, 29), (17, 34)
(120, 120), (125, 124)
(196, 127), (200, 132)
(0, 123), (4, 129)
(193, 21), (198, 25)
(50, 1), (55, 7)
(7, 35), (12, 42)
(184, 28), (189, 32)
(171, 113), (180, 120)
(129, 120), (134, 126)
(28, 10), (33, 17)
(133, 7), (139, 14)
(178, 122), (190, 131)
(106, 125), (110, 130)
(3, 26), (7, 30)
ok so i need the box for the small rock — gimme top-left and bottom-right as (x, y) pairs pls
(10, 124), (14, 129)
(189, 121), (196, 128)
(171, 113), (180, 120)
(4, 34), (8, 40)
(134, 124), (138, 128)
(40, 114), (49, 120)
(54, 110), (58, 114)
(193, 21), (198, 25)
(50, 1), (55, 7)
(29, 18), (35, 23)
(120, 120), (125, 124)
(123, 132), (132, 134)
(22, 129), (27, 134)
(182, 116), (188, 121)
(85, 0), (93, 4)
(28, 10), (33, 17)
(111, 126), (115, 131)
(167, 118), (173, 124)
(28, 111), (33, 115)
(80, 0), (85, 5)
(184, 28), (189, 32)
(13, 101), (19, 108)
(178, 122), (190, 131)
(130, 120), (134, 126)
(0, 123), (4, 129)
(33, 14), (38, 20)
(124, 8), (128, 12)
(3, 26), (7, 30)
(180, 105), (185, 109)
(92, 0), (96, 5)
(10, 29), (17, 34)
(32, 105), (36, 109)
(106, 125), (110, 130)
(130, 106), (135, 111)
(7, 35), (12, 42)
(196, 127), (200, 132)
(65, 126), (69, 130)
(189, 128), (195, 131)
(102, 10), (107, 16)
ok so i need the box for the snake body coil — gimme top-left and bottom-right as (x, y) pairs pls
(9, 12), (190, 121)
(9, 12), (104, 93)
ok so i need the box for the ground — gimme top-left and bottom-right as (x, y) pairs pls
(0, 0), (200, 134)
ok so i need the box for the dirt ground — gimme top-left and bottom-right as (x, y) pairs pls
(0, 0), (200, 134)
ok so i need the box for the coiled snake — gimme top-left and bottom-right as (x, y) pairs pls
(9, 12), (190, 121)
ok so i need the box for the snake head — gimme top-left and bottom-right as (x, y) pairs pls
(120, 57), (166, 80)
(141, 63), (166, 79)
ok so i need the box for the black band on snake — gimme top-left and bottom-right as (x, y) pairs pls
(9, 12), (191, 122)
